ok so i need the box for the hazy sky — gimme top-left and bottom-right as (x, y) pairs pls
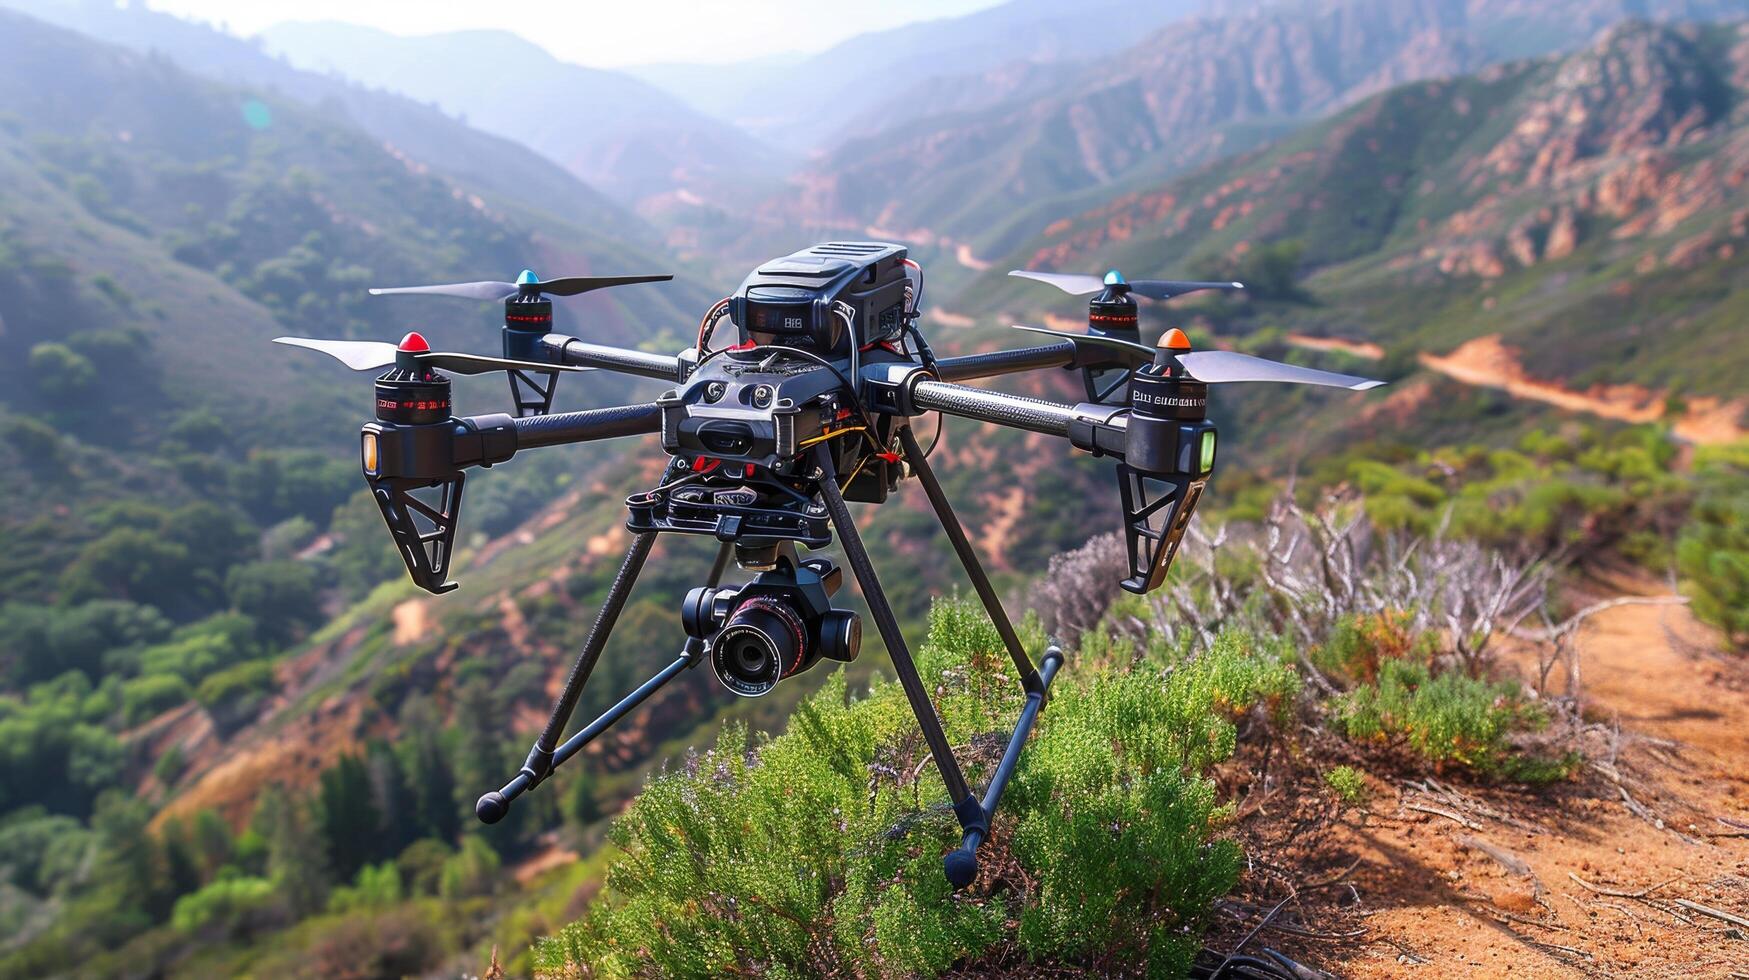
(143, 0), (1008, 67)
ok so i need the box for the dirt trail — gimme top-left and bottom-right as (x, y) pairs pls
(1282, 593), (1749, 978)
(1285, 333), (1386, 360)
(392, 598), (431, 645)
(1420, 335), (1748, 446)
(955, 242), (992, 271)
(1279, 331), (1748, 444)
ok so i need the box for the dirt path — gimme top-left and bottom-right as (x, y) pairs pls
(1420, 335), (1748, 446)
(1273, 594), (1749, 978)
(1285, 333), (1386, 360)
(955, 242), (992, 271)
(1279, 331), (1748, 444)
(392, 598), (431, 645)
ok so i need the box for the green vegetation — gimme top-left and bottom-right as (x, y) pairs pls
(537, 602), (1296, 977)
(1677, 444), (1749, 644)
(1323, 765), (1369, 808)
(1330, 659), (1565, 781)
(1300, 425), (1716, 569)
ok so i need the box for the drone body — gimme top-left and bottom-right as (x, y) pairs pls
(277, 242), (1381, 888)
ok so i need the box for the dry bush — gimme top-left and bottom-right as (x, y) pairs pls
(1028, 532), (1130, 644)
(1109, 492), (1551, 686)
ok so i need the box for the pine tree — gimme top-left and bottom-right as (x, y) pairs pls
(447, 679), (553, 851)
(89, 790), (173, 934)
(190, 807), (235, 880)
(316, 753), (381, 880)
(399, 695), (460, 842)
(158, 816), (202, 899)
(365, 738), (417, 856)
(253, 784), (330, 916)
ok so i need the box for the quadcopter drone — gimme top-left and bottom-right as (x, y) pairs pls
(277, 244), (1382, 888)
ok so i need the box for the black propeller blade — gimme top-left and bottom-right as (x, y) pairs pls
(1010, 268), (1244, 301)
(530, 274), (673, 296)
(1012, 323), (1153, 360)
(369, 269), (672, 302)
(1009, 325), (1384, 390)
(274, 333), (591, 376)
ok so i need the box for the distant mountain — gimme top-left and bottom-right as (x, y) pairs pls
(0, 14), (730, 933)
(258, 21), (791, 212)
(635, 0), (1215, 152)
(0, 0), (653, 250)
(0, 5), (712, 580)
(621, 53), (809, 124)
(770, 0), (1749, 261)
(959, 18), (1749, 451)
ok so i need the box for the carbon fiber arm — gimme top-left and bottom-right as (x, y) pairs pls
(909, 379), (1082, 437)
(542, 333), (686, 381)
(933, 342), (1077, 382)
(510, 402), (664, 450)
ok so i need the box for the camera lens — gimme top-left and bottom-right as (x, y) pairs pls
(711, 597), (806, 698)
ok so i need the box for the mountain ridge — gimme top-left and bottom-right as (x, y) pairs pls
(0, 0), (660, 251)
(258, 20), (792, 212)
(759, 0), (1749, 265)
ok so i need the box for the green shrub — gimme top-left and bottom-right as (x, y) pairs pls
(170, 872), (277, 934)
(120, 673), (191, 726)
(1313, 611), (1438, 683)
(535, 600), (1296, 978)
(394, 838), (452, 897)
(225, 560), (321, 646)
(437, 835), (499, 900)
(1677, 478), (1749, 646)
(1329, 659), (1570, 781)
(1323, 766), (1370, 807)
(153, 743), (186, 787)
(137, 613), (260, 685)
(327, 861), (404, 912)
(195, 659), (277, 732)
(28, 342), (95, 398)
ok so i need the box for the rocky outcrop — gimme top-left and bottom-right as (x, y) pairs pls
(754, 0), (1749, 249)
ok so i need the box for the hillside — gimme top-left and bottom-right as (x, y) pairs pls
(1, 0), (650, 250)
(0, 13), (725, 970)
(943, 18), (1749, 469)
(755, 0), (1749, 271)
(258, 21), (790, 212)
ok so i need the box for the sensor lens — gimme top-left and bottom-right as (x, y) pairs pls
(711, 597), (805, 698)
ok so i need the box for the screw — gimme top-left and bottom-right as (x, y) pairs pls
(752, 385), (774, 408)
(704, 381), (726, 402)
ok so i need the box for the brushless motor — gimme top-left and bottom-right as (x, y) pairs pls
(373, 332), (451, 425)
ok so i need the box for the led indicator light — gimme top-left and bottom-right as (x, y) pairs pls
(362, 432), (379, 475)
(1199, 430), (1217, 475)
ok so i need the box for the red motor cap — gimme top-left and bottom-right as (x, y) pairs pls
(398, 331), (431, 353)
(1159, 328), (1191, 350)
